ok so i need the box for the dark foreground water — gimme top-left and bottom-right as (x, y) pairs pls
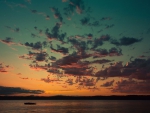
(0, 100), (150, 113)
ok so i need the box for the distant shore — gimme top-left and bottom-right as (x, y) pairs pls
(0, 95), (150, 100)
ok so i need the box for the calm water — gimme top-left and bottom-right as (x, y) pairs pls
(0, 100), (150, 113)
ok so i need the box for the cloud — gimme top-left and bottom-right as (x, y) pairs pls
(51, 52), (93, 76)
(95, 61), (123, 77)
(93, 47), (122, 58)
(5, 26), (20, 32)
(126, 58), (150, 80)
(49, 56), (57, 61)
(41, 76), (51, 83)
(45, 23), (67, 43)
(35, 52), (49, 62)
(93, 49), (108, 58)
(65, 78), (74, 85)
(77, 77), (96, 90)
(120, 37), (142, 46)
(19, 51), (49, 62)
(91, 59), (112, 64)
(0, 63), (13, 73)
(88, 86), (99, 92)
(94, 58), (150, 80)
(0, 37), (14, 45)
(50, 44), (69, 55)
(101, 79), (114, 87)
(30, 9), (50, 20)
(41, 76), (61, 83)
(110, 37), (142, 46)
(88, 21), (101, 27)
(105, 24), (114, 29)
(0, 86), (44, 95)
(100, 17), (112, 21)
(80, 17), (90, 25)
(92, 38), (103, 49)
(1, 0), (149, 93)
(25, 41), (42, 50)
(50, 7), (63, 22)
(112, 79), (150, 94)
(100, 34), (111, 41)
(109, 47), (122, 56)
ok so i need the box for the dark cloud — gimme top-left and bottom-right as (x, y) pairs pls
(41, 76), (62, 83)
(0, 37), (13, 45)
(5, 26), (19, 32)
(92, 38), (103, 49)
(63, 0), (86, 18)
(29, 63), (49, 71)
(53, 52), (91, 66)
(100, 17), (112, 21)
(0, 86), (44, 95)
(31, 9), (37, 13)
(91, 59), (112, 64)
(120, 37), (142, 46)
(101, 79), (114, 87)
(77, 77), (96, 90)
(109, 47), (122, 56)
(50, 53), (93, 76)
(112, 79), (150, 94)
(110, 39), (120, 46)
(93, 47), (122, 58)
(125, 58), (150, 80)
(35, 51), (49, 62)
(51, 7), (63, 22)
(31, 33), (39, 38)
(63, 67), (89, 75)
(95, 69), (108, 79)
(93, 49), (108, 58)
(49, 56), (57, 61)
(95, 61), (123, 77)
(88, 21), (101, 27)
(45, 23), (67, 43)
(80, 17), (90, 25)
(41, 76), (51, 83)
(57, 45), (69, 54)
(100, 34), (111, 41)
(30, 9), (49, 20)
(25, 41), (42, 50)
(50, 44), (68, 55)
(19, 51), (49, 62)
(105, 24), (114, 29)
(110, 37), (142, 46)
(15, 27), (19, 32)
(65, 78), (74, 85)
(94, 58), (150, 80)
(88, 86), (99, 92)
(0, 63), (12, 73)
(79, 77), (95, 86)
(86, 33), (93, 39)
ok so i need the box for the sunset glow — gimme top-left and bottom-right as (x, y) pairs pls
(0, 0), (150, 96)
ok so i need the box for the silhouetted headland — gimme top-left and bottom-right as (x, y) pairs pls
(0, 95), (150, 100)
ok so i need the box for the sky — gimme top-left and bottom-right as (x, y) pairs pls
(0, 0), (150, 96)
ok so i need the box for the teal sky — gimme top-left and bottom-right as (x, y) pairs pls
(0, 0), (150, 96)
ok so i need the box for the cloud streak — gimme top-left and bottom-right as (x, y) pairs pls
(0, 86), (44, 95)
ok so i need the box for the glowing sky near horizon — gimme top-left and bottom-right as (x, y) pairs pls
(0, 0), (150, 96)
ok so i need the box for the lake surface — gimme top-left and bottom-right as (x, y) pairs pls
(0, 100), (150, 113)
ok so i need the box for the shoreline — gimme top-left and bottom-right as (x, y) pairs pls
(0, 95), (150, 100)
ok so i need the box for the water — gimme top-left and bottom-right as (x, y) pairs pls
(0, 100), (150, 113)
